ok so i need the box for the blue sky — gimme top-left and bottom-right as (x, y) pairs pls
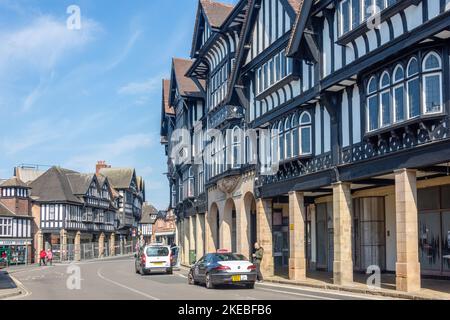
(0, 0), (234, 209)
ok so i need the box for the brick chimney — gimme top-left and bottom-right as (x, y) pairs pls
(96, 161), (111, 175)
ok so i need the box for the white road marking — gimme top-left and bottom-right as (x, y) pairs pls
(177, 273), (188, 279)
(257, 287), (338, 300)
(257, 282), (391, 300)
(4, 275), (32, 300)
(96, 268), (159, 300)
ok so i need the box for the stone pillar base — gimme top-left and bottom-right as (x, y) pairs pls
(396, 262), (421, 292)
(289, 258), (306, 281)
(333, 260), (354, 286)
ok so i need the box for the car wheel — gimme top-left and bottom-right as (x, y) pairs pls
(139, 266), (146, 276)
(205, 273), (214, 289)
(188, 271), (196, 285)
(245, 283), (255, 289)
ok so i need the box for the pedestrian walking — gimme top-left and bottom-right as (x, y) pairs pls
(39, 249), (47, 266)
(46, 248), (53, 266)
(252, 242), (264, 282)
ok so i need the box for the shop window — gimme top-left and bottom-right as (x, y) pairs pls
(418, 187), (440, 211)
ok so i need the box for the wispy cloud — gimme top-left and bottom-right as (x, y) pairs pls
(117, 76), (161, 95)
(65, 133), (156, 172)
(0, 15), (99, 74)
(105, 29), (141, 71)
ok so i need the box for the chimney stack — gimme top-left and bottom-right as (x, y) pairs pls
(96, 161), (111, 175)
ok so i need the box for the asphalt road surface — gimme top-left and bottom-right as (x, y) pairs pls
(4, 256), (391, 300)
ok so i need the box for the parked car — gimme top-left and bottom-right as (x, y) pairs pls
(188, 251), (257, 289)
(135, 244), (173, 275)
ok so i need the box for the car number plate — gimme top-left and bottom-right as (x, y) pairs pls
(232, 275), (241, 282)
(152, 262), (164, 265)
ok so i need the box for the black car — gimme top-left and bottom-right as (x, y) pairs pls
(188, 252), (257, 289)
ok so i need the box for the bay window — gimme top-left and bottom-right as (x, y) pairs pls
(255, 50), (292, 96)
(300, 112), (312, 155)
(366, 51), (443, 133)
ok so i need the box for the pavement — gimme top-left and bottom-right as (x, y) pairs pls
(0, 256), (397, 300)
(0, 269), (21, 299)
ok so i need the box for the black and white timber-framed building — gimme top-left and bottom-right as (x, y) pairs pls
(161, 0), (450, 292)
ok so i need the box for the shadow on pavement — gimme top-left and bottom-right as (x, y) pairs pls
(0, 270), (18, 290)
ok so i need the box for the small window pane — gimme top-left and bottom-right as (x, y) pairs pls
(408, 78), (420, 118)
(394, 66), (404, 82)
(407, 58), (419, 76)
(341, 0), (351, 34)
(368, 96), (379, 131)
(381, 72), (390, 88)
(394, 85), (405, 122)
(424, 74), (442, 113)
(301, 127), (312, 154)
(424, 53), (440, 70)
(381, 91), (391, 126)
(300, 112), (311, 124)
(368, 77), (377, 94)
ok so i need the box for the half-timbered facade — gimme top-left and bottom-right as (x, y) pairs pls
(139, 202), (158, 244)
(161, 0), (450, 293)
(97, 165), (145, 242)
(29, 167), (118, 260)
(0, 177), (33, 264)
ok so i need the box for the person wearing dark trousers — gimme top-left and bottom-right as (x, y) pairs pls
(39, 249), (47, 266)
(252, 242), (264, 282)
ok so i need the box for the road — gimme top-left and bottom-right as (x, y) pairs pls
(3, 256), (389, 300)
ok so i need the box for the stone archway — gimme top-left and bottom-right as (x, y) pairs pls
(209, 203), (220, 252)
(222, 198), (237, 252)
(243, 192), (257, 258)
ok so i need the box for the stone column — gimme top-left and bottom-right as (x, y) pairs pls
(35, 230), (44, 263)
(196, 214), (205, 258)
(189, 216), (196, 262)
(109, 233), (115, 256)
(395, 169), (421, 292)
(332, 182), (353, 286)
(98, 233), (105, 258)
(74, 231), (81, 261)
(310, 204), (317, 270)
(256, 199), (274, 277)
(236, 198), (250, 258)
(205, 211), (216, 253)
(183, 218), (190, 265)
(60, 229), (68, 262)
(288, 191), (307, 281)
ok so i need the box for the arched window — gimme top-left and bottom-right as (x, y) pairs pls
(291, 114), (299, 157)
(393, 65), (405, 122)
(422, 52), (442, 114)
(380, 71), (391, 127)
(232, 127), (241, 168)
(278, 121), (285, 161)
(367, 76), (379, 131)
(300, 112), (312, 155)
(285, 117), (292, 159)
(407, 57), (420, 119)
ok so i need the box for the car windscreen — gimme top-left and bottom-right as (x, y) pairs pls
(146, 247), (169, 257)
(213, 253), (246, 262)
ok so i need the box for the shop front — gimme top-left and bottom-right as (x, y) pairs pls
(0, 239), (32, 265)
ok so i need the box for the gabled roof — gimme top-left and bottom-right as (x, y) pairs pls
(191, 0), (235, 57)
(98, 168), (136, 190)
(0, 177), (30, 189)
(170, 58), (204, 100)
(66, 173), (96, 196)
(140, 203), (158, 224)
(162, 79), (174, 115)
(29, 167), (84, 204)
(286, 0), (312, 57)
(0, 202), (17, 217)
(201, 0), (234, 28)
